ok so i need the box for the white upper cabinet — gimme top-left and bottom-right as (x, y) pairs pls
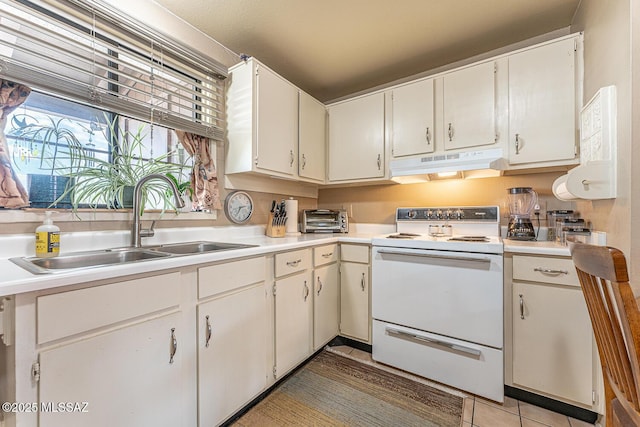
(442, 61), (497, 150)
(508, 37), (578, 165)
(226, 58), (301, 179)
(299, 91), (326, 183)
(328, 92), (385, 181)
(391, 78), (435, 157)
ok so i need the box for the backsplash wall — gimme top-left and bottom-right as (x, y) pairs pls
(318, 171), (578, 228)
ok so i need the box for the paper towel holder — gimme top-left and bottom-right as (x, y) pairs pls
(553, 85), (617, 201)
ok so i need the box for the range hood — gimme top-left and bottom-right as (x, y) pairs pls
(389, 148), (508, 184)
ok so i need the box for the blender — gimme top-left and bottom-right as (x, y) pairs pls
(506, 187), (538, 240)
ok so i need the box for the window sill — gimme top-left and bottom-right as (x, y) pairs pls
(0, 208), (217, 224)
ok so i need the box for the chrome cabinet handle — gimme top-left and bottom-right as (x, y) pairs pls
(377, 154), (381, 170)
(286, 259), (302, 267)
(519, 294), (525, 320)
(321, 252), (333, 258)
(303, 280), (310, 301)
(205, 315), (212, 348)
(169, 328), (178, 364)
(361, 272), (366, 291)
(289, 150), (294, 166)
(515, 133), (520, 155)
(317, 276), (323, 295)
(301, 153), (306, 169)
(534, 267), (568, 275)
(448, 123), (454, 141)
(377, 248), (491, 264)
(425, 126), (431, 145)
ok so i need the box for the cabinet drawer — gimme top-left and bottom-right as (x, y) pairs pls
(313, 244), (338, 266)
(340, 244), (369, 263)
(37, 272), (180, 344)
(513, 255), (579, 286)
(275, 249), (311, 277)
(199, 256), (266, 299)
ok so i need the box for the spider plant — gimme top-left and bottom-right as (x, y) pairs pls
(54, 116), (187, 213)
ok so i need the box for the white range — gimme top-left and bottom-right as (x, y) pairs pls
(371, 206), (504, 402)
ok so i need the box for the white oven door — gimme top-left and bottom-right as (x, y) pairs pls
(372, 246), (503, 348)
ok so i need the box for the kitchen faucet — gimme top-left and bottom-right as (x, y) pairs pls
(131, 173), (186, 248)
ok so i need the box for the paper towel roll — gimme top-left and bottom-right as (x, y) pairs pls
(552, 175), (578, 201)
(284, 198), (299, 235)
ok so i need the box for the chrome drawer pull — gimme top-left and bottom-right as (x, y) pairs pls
(317, 276), (323, 295)
(386, 327), (481, 358)
(534, 267), (568, 275)
(321, 252), (333, 258)
(286, 259), (302, 267)
(361, 272), (366, 291)
(303, 280), (310, 301)
(519, 294), (525, 320)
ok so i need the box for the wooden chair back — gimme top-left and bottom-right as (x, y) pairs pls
(571, 243), (640, 426)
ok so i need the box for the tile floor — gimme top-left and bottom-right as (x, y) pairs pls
(330, 345), (597, 427)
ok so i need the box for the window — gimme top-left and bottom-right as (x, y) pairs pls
(6, 91), (191, 209)
(0, 0), (225, 212)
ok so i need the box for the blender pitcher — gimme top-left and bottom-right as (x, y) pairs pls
(506, 187), (538, 240)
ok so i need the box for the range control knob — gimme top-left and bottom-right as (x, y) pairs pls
(436, 209), (443, 219)
(445, 209), (452, 220)
(407, 209), (417, 219)
(426, 209), (433, 219)
(455, 209), (464, 220)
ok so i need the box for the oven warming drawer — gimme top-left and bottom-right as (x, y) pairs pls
(373, 320), (504, 402)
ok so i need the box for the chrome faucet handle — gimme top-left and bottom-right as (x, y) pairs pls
(140, 220), (156, 238)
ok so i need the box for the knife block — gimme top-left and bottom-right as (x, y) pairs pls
(265, 212), (286, 237)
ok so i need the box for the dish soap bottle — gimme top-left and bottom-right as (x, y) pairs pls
(35, 211), (60, 258)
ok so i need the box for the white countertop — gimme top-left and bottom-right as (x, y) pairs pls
(0, 223), (603, 297)
(0, 224), (391, 297)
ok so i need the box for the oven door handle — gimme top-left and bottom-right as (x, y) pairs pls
(385, 327), (482, 359)
(376, 249), (492, 264)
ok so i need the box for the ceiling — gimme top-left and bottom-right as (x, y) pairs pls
(154, 0), (581, 102)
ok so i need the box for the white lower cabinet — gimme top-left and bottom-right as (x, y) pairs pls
(34, 272), (187, 427)
(274, 250), (313, 379)
(197, 285), (267, 427)
(197, 257), (267, 426)
(509, 254), (596, 409)
(339, 244), (371, 343)
(39, 313), (183, 427)
(313, 244), (339, 349)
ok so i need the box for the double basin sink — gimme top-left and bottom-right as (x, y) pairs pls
(10, 241), (257, 274)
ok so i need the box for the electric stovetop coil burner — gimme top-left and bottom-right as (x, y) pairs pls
(372, 206), (503, 254)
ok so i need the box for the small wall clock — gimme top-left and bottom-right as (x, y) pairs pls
(224, 191), (254, 224)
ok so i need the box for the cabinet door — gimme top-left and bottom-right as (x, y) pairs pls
(443, 61), (496, 150)
(328, 92), (385, 181)
(313, 263), (339, 349)
(508, 38), (576, 164)
(39, 313), (184, 427)
(391, 78), (435, 157)
(256, 63), (298, 175)
(340, 262), (370, 342)
(275, 271), (313, 378)
(198, 284), (267, 427)
(299, 91), (326, 182)
(513, 282), (593, 405)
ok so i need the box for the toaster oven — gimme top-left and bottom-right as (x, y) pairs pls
(301, 209), (348, 233)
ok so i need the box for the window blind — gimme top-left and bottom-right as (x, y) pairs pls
(0, 0), (227, 140)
